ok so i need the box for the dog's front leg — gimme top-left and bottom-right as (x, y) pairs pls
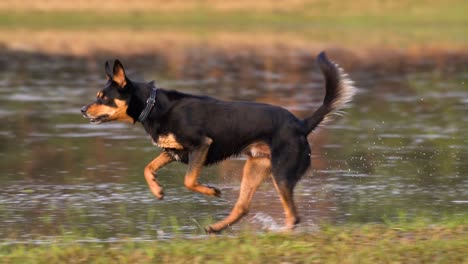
(144, 152), (175, 199)
(184, 137), (221, 197)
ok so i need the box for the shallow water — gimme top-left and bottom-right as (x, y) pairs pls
(0, 49), (467, 242)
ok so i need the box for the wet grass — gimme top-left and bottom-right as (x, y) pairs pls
(1, 218), (466, 264)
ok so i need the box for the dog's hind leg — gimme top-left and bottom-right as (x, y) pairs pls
(144, 152), (175, 200)
(184, 137), (221, 197)
(205, 157), (270, 233)
(270, 138), (310, 230)
(271, 177), (300, 230)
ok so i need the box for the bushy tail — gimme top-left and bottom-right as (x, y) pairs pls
(303, 52), (357, 134)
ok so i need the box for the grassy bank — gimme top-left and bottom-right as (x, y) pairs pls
(1, 220), (467, 264)
(0, 9), (465, 44)
(0, 0), (467, 54)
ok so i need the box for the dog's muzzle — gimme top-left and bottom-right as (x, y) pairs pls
(81, 105), (108, 124)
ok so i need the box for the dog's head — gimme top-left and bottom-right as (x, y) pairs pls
(81, 60), (135, 124)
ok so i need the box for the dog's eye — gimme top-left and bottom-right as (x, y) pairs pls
(97, 96), (110, 104)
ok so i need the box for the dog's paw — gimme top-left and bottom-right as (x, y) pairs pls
(154, 190), (165, 200)
(204, 225), (221, 234)
(212, 187), (222, 197)
(206, 185), (221, 197)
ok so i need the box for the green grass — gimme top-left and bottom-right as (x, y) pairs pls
(1, 220), (466, 264)
(1, 9), (465, 31)
(0, 0), (467, 47)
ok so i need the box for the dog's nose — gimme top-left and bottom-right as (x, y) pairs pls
(81, 106), (88, 115)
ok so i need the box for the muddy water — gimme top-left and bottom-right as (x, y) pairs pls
(0, 49), (467, 241)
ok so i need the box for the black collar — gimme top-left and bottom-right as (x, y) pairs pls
(138, 88), (157, 123)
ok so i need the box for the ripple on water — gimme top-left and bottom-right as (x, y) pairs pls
(6, 93), (66, 102)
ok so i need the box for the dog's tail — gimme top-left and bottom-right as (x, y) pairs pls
(303, 52), (356, 134)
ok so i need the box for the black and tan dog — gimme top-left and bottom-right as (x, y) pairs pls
(81, 52), (356, 232)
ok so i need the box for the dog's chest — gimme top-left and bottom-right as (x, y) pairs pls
(151, 133), (184, 150)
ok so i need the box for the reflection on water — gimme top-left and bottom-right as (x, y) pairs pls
(0, 48), (467, 241)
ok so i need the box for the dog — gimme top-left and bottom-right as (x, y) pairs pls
(81, 52), (356, 233)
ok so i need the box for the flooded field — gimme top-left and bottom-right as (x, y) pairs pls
(0, 48), (467, 242)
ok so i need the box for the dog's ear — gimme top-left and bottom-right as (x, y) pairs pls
(112, 59), (127, 88)
(105, 61), (112, 80)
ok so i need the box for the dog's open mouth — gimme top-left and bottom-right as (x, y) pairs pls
(87, 115), (109, 124)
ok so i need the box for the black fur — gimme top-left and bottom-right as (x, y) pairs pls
(84, 51), (355, 171)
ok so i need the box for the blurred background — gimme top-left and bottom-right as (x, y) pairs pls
(1, 0), (467, 54)
(0, 0), (466, 241)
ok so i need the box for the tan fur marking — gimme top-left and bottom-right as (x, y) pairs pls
(184, 137), (220, 196)
(113, 67), (127, 88)
(272, 178), (300, 229)
(206, 157), (271, 232)
(112, 99), (133, 123)
(144, 152), (175, 199)
(153, 133), (184, 150)
(86, 103), (114, 117)
(85, 99), (133, 123)
(244, 141), (271, 158)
